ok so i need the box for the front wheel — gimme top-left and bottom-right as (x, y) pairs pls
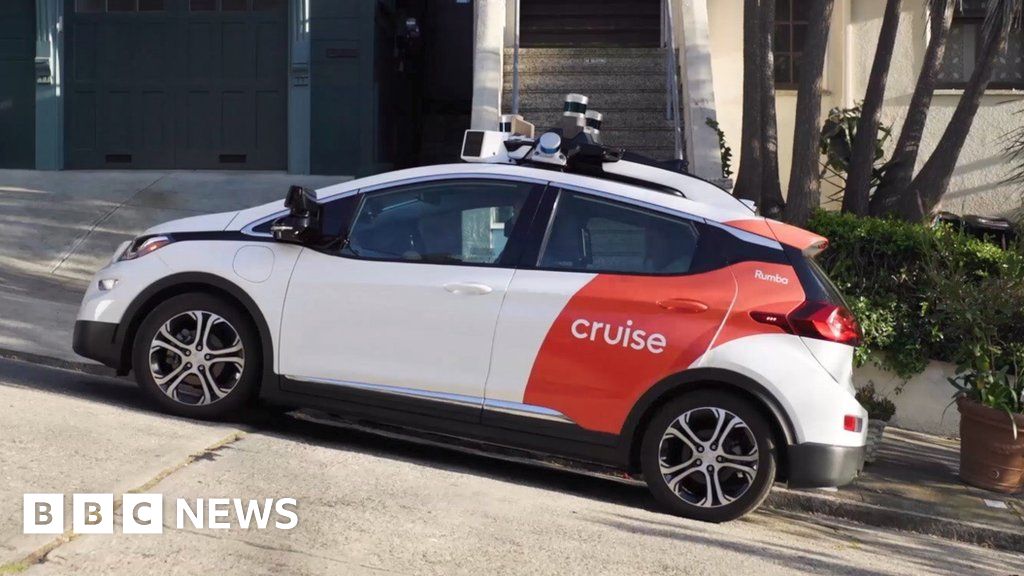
(133, 292), (261, 419)
(640, 391), (777, 522)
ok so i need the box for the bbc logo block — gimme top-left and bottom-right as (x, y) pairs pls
(23, 494), (64, 535)
(24, 493), (160, 535)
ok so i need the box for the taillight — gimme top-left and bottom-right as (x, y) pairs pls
(750, 302), (862, 346)
(789, 302), (862, 346)
(843, 415), (863, 432)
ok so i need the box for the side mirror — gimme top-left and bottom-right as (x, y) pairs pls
(271, 185), (322, 244)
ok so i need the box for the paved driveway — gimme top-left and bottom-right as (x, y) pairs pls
(0, 170), (348, 364)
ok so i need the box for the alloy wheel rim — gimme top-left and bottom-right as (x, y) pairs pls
(658, 407), (759, 508)
(148, 310), (245, 406)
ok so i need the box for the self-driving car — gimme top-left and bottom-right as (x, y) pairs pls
(73, 127), (867, 523)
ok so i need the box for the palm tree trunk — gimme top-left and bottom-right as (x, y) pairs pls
(894, 2), (1016, 221)
(733, 0), (765, 205)
(869, 0), (955, 216)
(759, 0), (786, 219)
(783, 0), (835, 226)
(843, 0), (903, 215)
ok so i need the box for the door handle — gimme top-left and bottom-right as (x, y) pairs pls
(444, 282), (493, 295)
(657, 298), (709, 313)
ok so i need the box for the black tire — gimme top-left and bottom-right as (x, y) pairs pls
(132, 292), (261, 419)
(640, 391), (777, 522)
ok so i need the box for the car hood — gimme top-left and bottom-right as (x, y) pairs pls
(144, 211), (240, 235)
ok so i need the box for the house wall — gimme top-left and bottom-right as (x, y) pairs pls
(855, 360), (961, 437)
(708, 0), (1024, 217)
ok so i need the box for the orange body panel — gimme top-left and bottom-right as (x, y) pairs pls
(522, 261), (806, 434)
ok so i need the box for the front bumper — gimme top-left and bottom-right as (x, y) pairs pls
(785, 442), (865, 488)
(73, 320), (126, 372)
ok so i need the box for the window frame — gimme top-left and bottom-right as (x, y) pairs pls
(772, 0), (810, 89)
(527, 186), (713, 278)
(938, 1), (1024, 90)
(334, 176), (547, 270)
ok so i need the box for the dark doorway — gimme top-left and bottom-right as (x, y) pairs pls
(64, 0), (288, 170)
(519, 0), (661, 48)
(0, 0), (35, 169)
(391, 0), (474, 168)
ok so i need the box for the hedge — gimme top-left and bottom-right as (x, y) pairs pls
(805, 210), (1024, 379)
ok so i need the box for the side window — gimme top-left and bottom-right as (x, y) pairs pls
(539, 191), (701, 275)
(341, 179), (534, 265)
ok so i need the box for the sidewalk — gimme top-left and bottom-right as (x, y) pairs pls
(0, 170), (348, 364)
(769, 427), (1024, 552)
(1, 169), (1022, 552)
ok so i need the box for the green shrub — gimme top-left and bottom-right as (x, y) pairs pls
(805, 210), (1024, 380)
(855, 382), (896, 421)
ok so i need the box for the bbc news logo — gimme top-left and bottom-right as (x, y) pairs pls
(24, 494), (298, 534)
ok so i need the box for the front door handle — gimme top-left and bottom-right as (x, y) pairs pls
(444, 282), (493, 296)
(657, 298), (709, 313)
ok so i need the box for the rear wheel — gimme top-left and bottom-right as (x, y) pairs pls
(640, 391), (777, 522)
(133, 293), (260, 419)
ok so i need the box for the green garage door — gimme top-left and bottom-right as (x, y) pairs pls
(65, 0), (287, 169)
(0, 0), (35, 169)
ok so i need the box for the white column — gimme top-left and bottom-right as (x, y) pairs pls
(470, 0), (507, 130)
(287, 0), (311, 174)
(35, 0), (63, 170)
(678, 0), (726, 183)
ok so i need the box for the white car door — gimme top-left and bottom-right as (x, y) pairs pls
(278, 177), (544, 413)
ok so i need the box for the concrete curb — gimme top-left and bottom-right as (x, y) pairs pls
(766, 487), (1024, 554)
(0, 347), (123, 379)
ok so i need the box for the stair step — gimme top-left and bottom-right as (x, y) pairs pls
(522, 16), (659, 34)
(508, 47), (666, 57)
(610, 147), (680, 161)
(505, 91), (668, 111)
(505, 55), (665, 74)
(503, 72), (664, 93)
(521, 31), (660, 48)
(508, 108), (676, 129)
(521, 1), (659, 18)
(599, 129), (678, 148)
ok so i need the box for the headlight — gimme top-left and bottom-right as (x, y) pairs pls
(118, 235), (173, 261)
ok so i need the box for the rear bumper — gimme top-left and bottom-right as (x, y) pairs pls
(72, 320), (126, 371)
(786, 442), (865, 488)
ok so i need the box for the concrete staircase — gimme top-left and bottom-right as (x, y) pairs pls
(501, 47), (682, 161)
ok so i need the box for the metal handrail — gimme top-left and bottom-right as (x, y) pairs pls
(511, 0), (521, 115)
(662, 0), (684, 161)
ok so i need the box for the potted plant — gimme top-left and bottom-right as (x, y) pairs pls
(950, 365), (1024, 494)
(926, 236), (1024, 494)
(855, 382), (895, 464)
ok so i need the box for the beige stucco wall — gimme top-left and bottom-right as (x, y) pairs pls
(708, 0), (1024, 216)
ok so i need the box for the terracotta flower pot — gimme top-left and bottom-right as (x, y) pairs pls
(957, 397), (1024, 494)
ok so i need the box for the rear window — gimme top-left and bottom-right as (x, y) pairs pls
(802, 256), (848, 306)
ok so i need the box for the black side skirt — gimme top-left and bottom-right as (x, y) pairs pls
(262, 376), (629, 469)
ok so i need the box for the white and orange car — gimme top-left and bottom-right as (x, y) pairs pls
(74, 130), (867, 522)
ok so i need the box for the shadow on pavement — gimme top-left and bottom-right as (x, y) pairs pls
(0, 357), (654, 512)
(4, 357), (1021, 576)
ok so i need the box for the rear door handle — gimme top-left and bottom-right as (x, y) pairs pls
(657, 298), (709, 313)
(444, 282), (493, 296)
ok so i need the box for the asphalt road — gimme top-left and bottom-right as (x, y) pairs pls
(1, 357), (1021, 576)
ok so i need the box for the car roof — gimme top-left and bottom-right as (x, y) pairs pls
(311, 163), (754, 224)
(228, 162), (814, 252)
